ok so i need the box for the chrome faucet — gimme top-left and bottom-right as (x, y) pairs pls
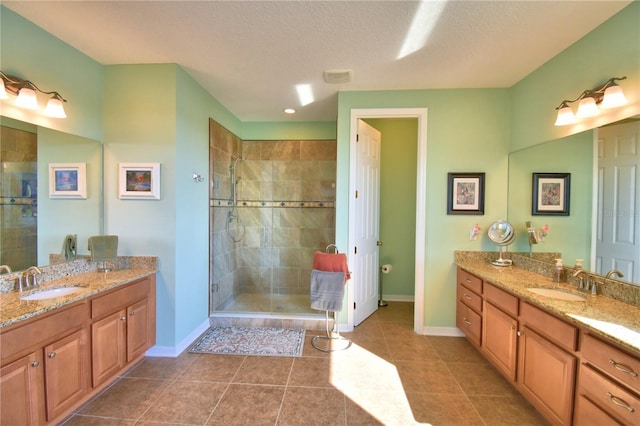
(0, 265), (11, 274)
(572, 269), (589, 291)
(23, 266), (43, 289)
(605, 269), (624, 279)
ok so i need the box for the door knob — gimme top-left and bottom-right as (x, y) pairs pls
(377, 241), (383, 246)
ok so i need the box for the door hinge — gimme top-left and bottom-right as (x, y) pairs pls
(355, 190), (358, 198)
(356, 134), (359, 142)
(354, 246), (357, 254)
(354, 302), (356, 309)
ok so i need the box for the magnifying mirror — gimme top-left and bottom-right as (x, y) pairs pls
(488, 220), (515, 267)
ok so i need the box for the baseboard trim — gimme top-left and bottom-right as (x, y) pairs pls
(145, 319), (210, 358)
(382, 294), (415, 302)
(419, 326), (465, 337)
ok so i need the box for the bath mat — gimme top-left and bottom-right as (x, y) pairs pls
(188, 326), (306, 357)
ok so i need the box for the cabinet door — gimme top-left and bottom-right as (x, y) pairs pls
(127, 298), (150, 362)
(482, 301), (518, 381)
(43, 329), (88, 421)
(0, 352), (45, 426)
(92, 309), (126, 387)
(518, 326), (576, 426)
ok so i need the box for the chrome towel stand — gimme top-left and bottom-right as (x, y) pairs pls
(311, 244), (352, 352)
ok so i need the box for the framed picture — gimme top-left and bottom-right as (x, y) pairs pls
(532, 173), (570, 215)
(118, 163), (160, 200)
(49, 163), (86, 199)
(447, 172), (485, 215)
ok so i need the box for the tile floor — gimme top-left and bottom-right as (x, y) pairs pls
(61, 302), (549, 425)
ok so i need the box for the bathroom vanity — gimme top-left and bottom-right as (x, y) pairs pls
(0, 264), (156, 425)
(456, 257), (639, 426)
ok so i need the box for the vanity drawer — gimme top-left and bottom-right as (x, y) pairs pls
(457, 268), (482, 295)
(574, 394), (624, 426)
(456, 301), (481, 347)
(578, 364), (639, 426)
(483, 282), (518, 317)
(582, 333), (640, 393)
(91, 279), (149, 320)
(520, 302), (577, 352)
(457, 282), (482, 313)
(1, 302), (89, 364)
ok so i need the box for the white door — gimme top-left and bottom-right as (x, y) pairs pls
(596, 121), (640, 283)
(353, 119), (381, 325)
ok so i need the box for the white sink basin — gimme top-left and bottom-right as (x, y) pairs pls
(527, 288), (586, 302)
(20, 286), (82, 301)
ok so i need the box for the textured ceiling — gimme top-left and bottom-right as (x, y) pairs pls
(3, 0), (632, 121)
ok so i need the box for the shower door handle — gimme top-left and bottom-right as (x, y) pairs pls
(377, 241), (383, 246)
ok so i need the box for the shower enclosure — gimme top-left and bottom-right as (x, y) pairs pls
(0, 124), (38, 271)
(209, 120), (336, 317)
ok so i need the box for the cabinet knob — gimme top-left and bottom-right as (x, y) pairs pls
(120, 316), (126, 321)
(606, 392), (635, 412)
(463, 318), (471, 326)
(31, 361), (39, 367)
(609, 359), (638, 377)
(516, 331), (522, 337)
(463, 293), (472, 300)
(48, 352), (56, 358)
(129, 310), (135, 316)
(508, 325), (515, 330)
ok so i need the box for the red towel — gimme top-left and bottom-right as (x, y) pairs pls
(313, 251), (351, 282)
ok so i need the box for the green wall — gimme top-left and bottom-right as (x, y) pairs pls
(508, 132), (593, 267)
(336, 89), (511, 328)
(366, 118), (417, 298)
(0, 7), (104, 141)
(511, 1), (639, 152)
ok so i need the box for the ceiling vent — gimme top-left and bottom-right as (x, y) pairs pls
(323, 69), (352, 84)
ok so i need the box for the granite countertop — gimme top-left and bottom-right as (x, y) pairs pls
(456, 259), (640, 354)
(0, 268), (156, 329)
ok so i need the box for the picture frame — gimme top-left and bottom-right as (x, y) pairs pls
(118, 163), (160, 200)
(447, 172), (485, 215)
(49, 163), (86, 199)
(532, 172), (570, 216)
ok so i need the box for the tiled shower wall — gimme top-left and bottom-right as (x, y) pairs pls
(0, 125), (37, 271)
(209, 119), (336, 313)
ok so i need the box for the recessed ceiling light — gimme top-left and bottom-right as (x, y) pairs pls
(284, 108), (296, 114)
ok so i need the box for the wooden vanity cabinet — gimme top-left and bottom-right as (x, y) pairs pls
(517, 302), (577, 426)
(575, 333), (640, 425)
(0, 302), (90, 425)
(91, 276), (156, 387)
(456, 269), (483, 347)
(482, 282), (519, 381)
(0, 352), (45, 426)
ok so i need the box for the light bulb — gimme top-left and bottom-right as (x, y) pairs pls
(576, 97), (599, 118)
(15, 87), (39, 109)
(0, 79), (9, 100)
(44, 96), (67, 118)
(554, 106), (576, 126)
(600, 85), (627, 109)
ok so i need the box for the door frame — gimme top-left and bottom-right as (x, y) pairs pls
(348, 108), (428, 333)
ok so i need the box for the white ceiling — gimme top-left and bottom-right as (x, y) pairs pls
(3, 0), (632, 122)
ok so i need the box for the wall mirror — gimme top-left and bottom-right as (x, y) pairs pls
(508, 115), (640, 287)
(1, 116), (103, 272)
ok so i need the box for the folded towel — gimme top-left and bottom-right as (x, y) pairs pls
(312, 251), (351, 282)
(310, 270), (346, 312)
(88, 235), (118, 262)
(61, 234), (77, 261)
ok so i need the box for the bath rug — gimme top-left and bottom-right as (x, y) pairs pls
(188, 326), (305, 357)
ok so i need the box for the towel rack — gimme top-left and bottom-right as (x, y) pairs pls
(311, 244), (352, 352)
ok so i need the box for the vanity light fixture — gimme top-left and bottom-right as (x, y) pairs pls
(554, 76), (627, 126)
(0, 71), (67, 118)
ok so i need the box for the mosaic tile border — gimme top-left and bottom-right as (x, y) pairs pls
(210, 198), (335, 208)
